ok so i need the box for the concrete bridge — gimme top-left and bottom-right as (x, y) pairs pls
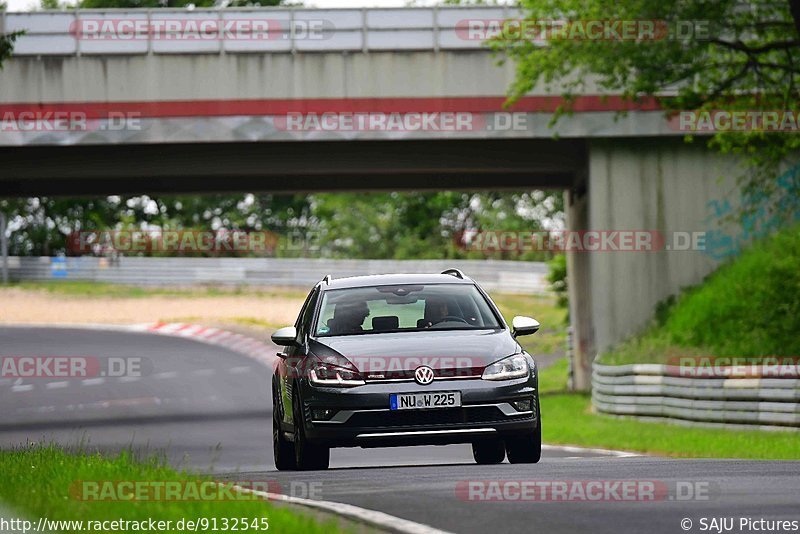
(0, 7), (741, 389)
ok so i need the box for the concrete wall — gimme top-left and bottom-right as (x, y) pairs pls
(0, 52), (517, 103)
(586, 138), (739, 356)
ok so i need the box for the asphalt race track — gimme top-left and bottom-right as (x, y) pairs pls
(2, 326), (799, 534)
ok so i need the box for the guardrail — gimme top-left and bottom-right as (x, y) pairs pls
(5, 256), (549, 294)
(592, 363), (800, 431)
(2, 6), (520, 56)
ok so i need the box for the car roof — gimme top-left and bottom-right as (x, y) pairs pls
(320, 273), (475, 290)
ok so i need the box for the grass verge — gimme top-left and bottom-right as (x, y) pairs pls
(491, 293), (567, 355)
(0, 445), (344, 534)
(538, 360), (800, 459)
(6, 280), (308, 300)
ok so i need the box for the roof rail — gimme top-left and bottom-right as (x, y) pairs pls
(322, 274), (332, 285)
(441, 268), (465, 279)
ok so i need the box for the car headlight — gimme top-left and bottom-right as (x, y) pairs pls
(481, 354), (530, 381)
(308, 354), (365, 387)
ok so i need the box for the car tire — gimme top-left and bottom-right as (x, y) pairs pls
(293, 393), (330, 470)
(273, 391), (297, 471)
(506, 401), (542, 464)
(472, 439), (506, 464)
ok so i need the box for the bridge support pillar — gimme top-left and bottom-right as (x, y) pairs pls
(565, 174), (594, 391)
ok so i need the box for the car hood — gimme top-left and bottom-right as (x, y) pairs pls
(309, 329), (521, 375)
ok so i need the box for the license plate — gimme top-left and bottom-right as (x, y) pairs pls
(390, 392), (461, 410)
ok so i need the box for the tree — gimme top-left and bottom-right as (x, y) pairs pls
(0, 12), (21, 71)
(496, 0), (800, 220)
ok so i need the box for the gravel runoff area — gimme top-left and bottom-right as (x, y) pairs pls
(0, 287), (305, 327)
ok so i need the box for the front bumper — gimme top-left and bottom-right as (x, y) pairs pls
(297, 374), (538, 448)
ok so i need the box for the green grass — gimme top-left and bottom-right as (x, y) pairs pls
(6, 280), (307, 300)
(599, 225), (800, 365)
(0, 445), (343, 534)
(536, 362), (800, 459)
(491, 293), (568, 355)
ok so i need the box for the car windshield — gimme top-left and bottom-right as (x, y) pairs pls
(314, 283), (503, 337)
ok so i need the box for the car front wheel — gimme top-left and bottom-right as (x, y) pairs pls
(273, 392), (297, 471)
(293, 393), (330, 470)
(472, 438), (506, 464)
(506, 401), (542, 464)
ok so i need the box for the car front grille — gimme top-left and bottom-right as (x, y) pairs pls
(343, 406), (521, 428)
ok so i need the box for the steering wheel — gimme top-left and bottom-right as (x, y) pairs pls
(432, 315), (469, 325)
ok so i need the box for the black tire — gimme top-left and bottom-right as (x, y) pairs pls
(472, 439), (506, 464)
(273, 393), (297, 471)
(506, 400), (542, 464)
(293, 393), (330, 470)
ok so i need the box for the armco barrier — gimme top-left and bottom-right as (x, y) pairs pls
(592, 363), (800, 430)
(5, 256), (549, 295)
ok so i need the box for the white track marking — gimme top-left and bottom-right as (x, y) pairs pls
(117, 376), (141, 383)
(542, 444), (641, 457)
(45, 381), (69, 389)
(11, 384), (34, 392)
(231, 484), (453, 534)
(153, 371), (178, 379)
(229, 366), (251, 374)
(81, 377), (105, 386)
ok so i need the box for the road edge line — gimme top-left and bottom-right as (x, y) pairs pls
(542, 444), (641, 457)
(230, 483), (454, 534)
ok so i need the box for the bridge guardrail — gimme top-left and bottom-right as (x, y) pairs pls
(591, 362), (800, 431)
(5, 256), (549, 294)
(3, 7), (522, 56)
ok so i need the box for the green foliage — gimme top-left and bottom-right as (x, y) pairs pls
(0, 30), (22, 71)
(496, 0), (800, 221)
(664, 225), (800, 356)
(601, 224), (800, 364)
(1, 191), (564, 260)
(301, 190), (563, 260)
(546, 253), (568, 309)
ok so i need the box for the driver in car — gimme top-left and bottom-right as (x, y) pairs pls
(421, 297), (451, 328)
(329, 302), (370, 335)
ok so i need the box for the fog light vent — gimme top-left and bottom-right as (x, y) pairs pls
(511, 398), (533, 412)
(311, 408), (337, 421)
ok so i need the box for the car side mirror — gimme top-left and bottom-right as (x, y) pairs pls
(271, 326), (299, 347)
(511, 316), (540, 338)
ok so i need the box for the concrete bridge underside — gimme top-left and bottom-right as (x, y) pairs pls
(0, 138), (581, 196)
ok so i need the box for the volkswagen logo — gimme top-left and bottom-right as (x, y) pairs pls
(414, 365), (435, 385)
